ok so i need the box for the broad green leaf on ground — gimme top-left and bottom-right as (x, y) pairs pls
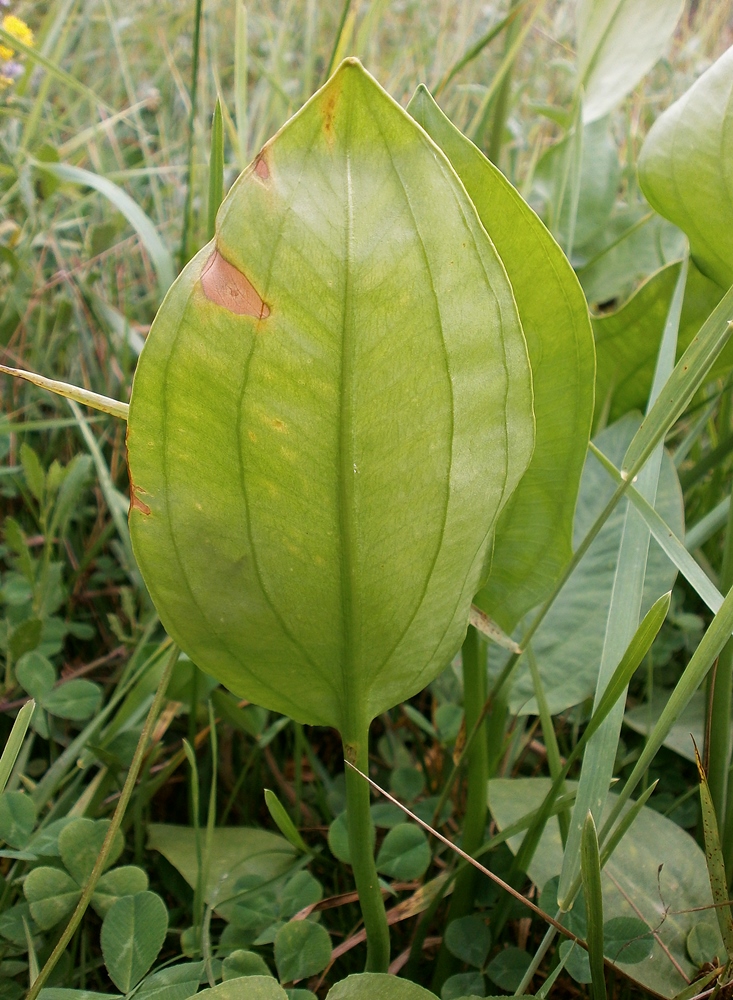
(486, 948), (532, 992)
(146, 825), (296, 919)
(639, 45), (733, 288)
(326, 975), (438, 999)
(489, 778), (723, 997)
(222, 950), (272, 980)
(531, 117), (620, 252)
(101, 891), (168, 993)
(196, 979), (287, 1000)
(24, 866), (81, 929)
(593, 260), (725, 425)
(408, 86), (594, 631)
(444, 915), (491, 968)
(126, 59), (534, 735)
(442, 972), (484, 999)
(504, 415), (683, 715)
(92, 866), (149, 917)
(624, 689), (728, 763)
(576, 0), (684, 123)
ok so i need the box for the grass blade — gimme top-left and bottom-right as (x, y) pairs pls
(34, 161), (174, 298)
(694, 741), (733, 961)
(0, 365), (129, 420)
(558, 256), (686, 906)
(0, 701), (35, 795)
(589, 442), (723, 614)
(599, 581), (733, 847)
(235, 2), (248, 168)
(581, 812), (607, 1000)
(208, 99), (224, 241)
(432, 0), (531, 98)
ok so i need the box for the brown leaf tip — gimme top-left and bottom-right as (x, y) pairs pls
(201, 249), (270, 319)
(130, 483), (152, 517)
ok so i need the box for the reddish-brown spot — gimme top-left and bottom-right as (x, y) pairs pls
(201, 250), (270, 319)
(322, 91), (338, 143)
(130, 484), (151, 516)
(254, 154), (269, 181)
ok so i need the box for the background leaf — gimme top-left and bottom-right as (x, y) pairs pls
(639, 45), (733, 288)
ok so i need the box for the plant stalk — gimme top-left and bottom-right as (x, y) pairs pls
(342, 722), (390, 972)
(432, 626), (488, 991)
(487, 0), (522, 166)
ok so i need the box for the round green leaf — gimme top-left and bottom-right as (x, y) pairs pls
(196, 978), (287, 1000)
(135, 962), (204, 1000)
(603, 916), (653, 965)
(24, 866), (80, 929)
(126, 59), (533, 734)
(274, 920), (331, 983)
(687, 921), (721, 966)
(92, 865), (149, 917)
(639, 45), (733, 288)
(101, 890), (168, 993)
(15, 651), (55, 701)
(326, 974), (438, 999)
(441, 973), (485, 1000)
(444, 916), (491, 968)
(375, 823), (431, 880)
(389, 768), (425, 802)
(327, 811), (375, 865)
(60, 818), (124, 885)
(559, 939), (592, 984)
(0, 790), (36, 849)
(408, 86), (594, 632)
(222, 950), (273, 980)
(42, 679), (103, 720)
(279, 871), (322, 920)
(485, 948), (531, 992)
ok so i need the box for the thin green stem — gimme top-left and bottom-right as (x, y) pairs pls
(342, 723), (390, 972)
(709, 478), (733, 828)
(179, 0), (205, 269)
(432, 626), (488, 991)
(27, 646), (179, 1000)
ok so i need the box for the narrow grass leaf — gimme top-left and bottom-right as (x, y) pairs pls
(264, 789), (309, 853)
(208, 100), (224, 241)
(580, 813), (606, 1000)
(559, 257), (685, 906)
(234, 2), (248, 168)
(693, 743), (733, 960)
(0, 701), (35, 795)
(0, 366), (129, 420)
(34, 161), (174, 297)
(432, 0), (532, 97)
(589, 442), (723, 613)
(599, 581), (733, 847)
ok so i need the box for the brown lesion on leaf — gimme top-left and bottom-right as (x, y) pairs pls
(254, 153), (269, 181)
(130, 482), (152, 517)
(321, 89), (339, 145)
(201, 249), (270, 319)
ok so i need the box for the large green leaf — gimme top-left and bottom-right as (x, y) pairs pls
(408, 87), (594, 631)
(146, 825), (296, 917)
(576, 0), (684, 123)
(489, 777), (723, 997)
(126, 60), (534, 735)
(593, 260), (724, 425)
(505, 414), (683, 715)
(638, 45), (733, 288)
(326, 975), (438, 999)
(196, 979), (287, 1000)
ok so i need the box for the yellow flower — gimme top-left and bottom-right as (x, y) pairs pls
(0, 15), (34, 61)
